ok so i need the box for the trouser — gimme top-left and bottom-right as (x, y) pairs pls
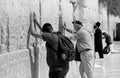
(103, 44), (110, 54)
(79, 50), (95, 78)
(97, 49), (104, 58)
(49, 65), (69, 78)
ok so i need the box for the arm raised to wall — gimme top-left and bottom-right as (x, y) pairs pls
(30, 12), (43, 39)
(33, 12), (42, 31)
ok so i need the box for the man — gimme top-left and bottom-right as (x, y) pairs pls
(30, 13), (69, 78)
(94, 22), (104, 58)
(103, 32), (112, 54)
(63, 20), (94, 78)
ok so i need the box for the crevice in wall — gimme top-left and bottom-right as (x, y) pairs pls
(1, 26), (3, 53)
(6, 16), (10, 52)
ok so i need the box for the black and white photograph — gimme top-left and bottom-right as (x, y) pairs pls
(0, 0), (120, 78)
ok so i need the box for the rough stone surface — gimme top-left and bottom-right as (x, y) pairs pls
(82, 0), (99, 31)
(0, 0), (106, 78)
(0, 49), (31, 78)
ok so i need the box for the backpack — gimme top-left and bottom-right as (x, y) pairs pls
(50, 32), (76, 62)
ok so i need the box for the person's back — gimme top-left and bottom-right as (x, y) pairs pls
(76, 28), (93, 52)
(103, 32), (112, 45)
(42, 33), (68, 68)
(103, 32), (112, 54)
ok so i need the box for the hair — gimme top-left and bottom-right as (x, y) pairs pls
(42, 23), (53, 33)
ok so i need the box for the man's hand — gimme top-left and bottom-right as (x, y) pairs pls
(62, 22), (76, 34)
(62, 23), (67, 29)
(61, 53), (67, 60)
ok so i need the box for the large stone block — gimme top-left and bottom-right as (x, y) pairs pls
(83, 0), (99, 31)
(0, 49), (32, 78)
(0, 0), (100, 78)
(0, 0), (40, 53)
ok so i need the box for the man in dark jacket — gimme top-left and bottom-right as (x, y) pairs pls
(30, 13), (69, 78)
(94, 22), (104, 58)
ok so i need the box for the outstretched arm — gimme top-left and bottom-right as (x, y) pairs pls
(30, 12), (43, 39)
(63, 23), (76, 34)
(33, 12), (42, 31)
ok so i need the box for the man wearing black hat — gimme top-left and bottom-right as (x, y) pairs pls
(94, 22), (104, 58)
(63, 20), (94, 78)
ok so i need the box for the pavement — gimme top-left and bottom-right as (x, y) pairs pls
(94, 41), (120, 78)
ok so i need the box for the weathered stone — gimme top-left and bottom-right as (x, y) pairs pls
(0, 0), (110, 78)
(0, 49), (31, 78)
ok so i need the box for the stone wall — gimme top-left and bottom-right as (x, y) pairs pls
(0, 0), (40, 53)
(108, 14), (119, 40)
(0, 0), (41, 78)
(0, 49), (32, 78)
(99, 3), (120, 40)
(0, 0), (99, 53)
(82, 0), (99, 31)
(0, 0), (99, 78)
(99, 4), (108, 32)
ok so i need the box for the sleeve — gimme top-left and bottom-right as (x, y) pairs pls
(42, 33), (52, 42)
(70, 31), (82, 40)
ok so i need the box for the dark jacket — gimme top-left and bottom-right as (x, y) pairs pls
(94, 28), (103, 52)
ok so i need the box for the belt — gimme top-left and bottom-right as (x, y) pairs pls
(80, 49), (92, 53)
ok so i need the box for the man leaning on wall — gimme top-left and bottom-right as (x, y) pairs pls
(63, 20), (95, 78)
(30, 12), (69, 78)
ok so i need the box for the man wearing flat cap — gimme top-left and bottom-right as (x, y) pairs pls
(63, 20), (94, 78)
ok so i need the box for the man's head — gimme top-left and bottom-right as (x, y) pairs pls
(96, 22), (100, 27)
(72, 20), (83, 31)
(103, 32), (107, 36)
(94, 22), (101, 29)
(42, 23), (53, 33)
